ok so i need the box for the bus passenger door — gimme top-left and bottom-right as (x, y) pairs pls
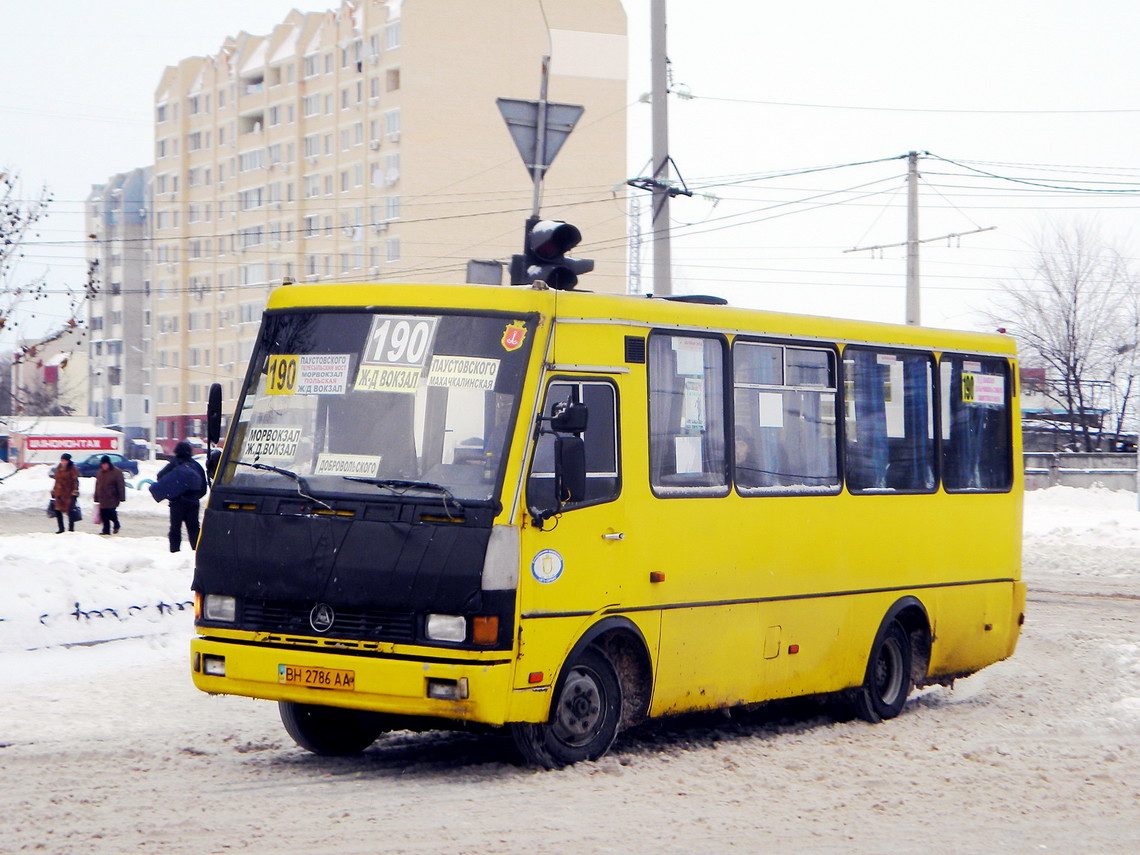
(517, 379), (627, 672)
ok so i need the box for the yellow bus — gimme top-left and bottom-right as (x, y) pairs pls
(191, 282), (1024, 767)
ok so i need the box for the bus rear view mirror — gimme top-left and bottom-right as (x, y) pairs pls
(555, 435), (586, 504)
(206, 449), (222, 480)
(550, 401), (588, 434)
(207, 383), (223, 445)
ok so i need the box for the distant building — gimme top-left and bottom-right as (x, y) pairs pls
(85, 166), (154, 453)
(1019, 366), (1117, 451)
(6, 329), (89, 419)
(149, 0), (628, 452)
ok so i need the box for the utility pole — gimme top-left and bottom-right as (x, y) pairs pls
(846, 151), (995, 326)
(650, 0), (672, 296)
(906, 151), (920, 325)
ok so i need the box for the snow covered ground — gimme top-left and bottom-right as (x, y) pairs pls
(1, 467), (1138, 854)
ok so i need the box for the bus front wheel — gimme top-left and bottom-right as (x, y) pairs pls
(511, 646), (622, 768)
(279, 701), (390, 755)
(853, 620), (912, 723)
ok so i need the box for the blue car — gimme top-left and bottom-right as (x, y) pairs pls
(68, 452), (140, 478)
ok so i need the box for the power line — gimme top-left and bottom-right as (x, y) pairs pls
(685, 94), (1140, 115)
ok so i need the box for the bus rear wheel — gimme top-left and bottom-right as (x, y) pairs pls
(853, 620), (912, 723)
(279, 701), (390, 755)
(511, 646), (622, 768)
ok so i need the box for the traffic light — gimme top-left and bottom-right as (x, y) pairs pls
(509, 218), (594, 289)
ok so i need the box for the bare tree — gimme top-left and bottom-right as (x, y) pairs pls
(989, 222), (1138, 451)
(1, 169), (53, 337)
(1, 169), (92, 424)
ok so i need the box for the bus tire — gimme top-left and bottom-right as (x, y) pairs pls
(511, 646), (622, 768)
(853, 620), (912, 723)
(279, 701), (389, 755)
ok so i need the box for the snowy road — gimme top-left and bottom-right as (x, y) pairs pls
(1, 478), (1138, 854)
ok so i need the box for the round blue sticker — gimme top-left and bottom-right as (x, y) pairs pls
(531, 549), (565, 584)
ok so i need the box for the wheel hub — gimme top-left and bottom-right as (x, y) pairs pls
(552, 668), (603, 745)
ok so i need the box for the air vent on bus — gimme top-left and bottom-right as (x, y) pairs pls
(625, 336), (646, 364)
(660, 294), (728, 305)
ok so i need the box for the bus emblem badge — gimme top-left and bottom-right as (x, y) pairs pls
(309, 603), (336, 633)
(501, 321), (527, 352)
(531, 549), (565, 584)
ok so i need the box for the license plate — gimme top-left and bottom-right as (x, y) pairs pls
(278, 664), (356, 690)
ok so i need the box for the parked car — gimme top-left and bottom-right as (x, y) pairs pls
(51, 452), (139, 478)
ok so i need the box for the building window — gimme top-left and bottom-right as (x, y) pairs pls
(385, 21), (401, 50)
(238, 188), (264, 210)
(239, 149), (264, 172)
(384, 109), (400, 140)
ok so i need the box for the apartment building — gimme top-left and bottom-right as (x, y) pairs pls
(85, 166), (153, 451)
(151, 0), (628, 453)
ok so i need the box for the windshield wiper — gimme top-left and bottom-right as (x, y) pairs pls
(233, 460), (331, 510)
(342, 477), (464, 515)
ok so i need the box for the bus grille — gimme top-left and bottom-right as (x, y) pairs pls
(240, 599), (416, 643)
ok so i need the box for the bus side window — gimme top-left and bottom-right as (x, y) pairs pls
(844, 347), (936, 494)
(940, 354), (1012, 492)
(733, 341), (839, 494)
(527, 381), (620, 510)
(648, 333), (728, 496)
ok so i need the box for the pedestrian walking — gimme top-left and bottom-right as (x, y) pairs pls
(93, 455), (127, 535)
(50, 453), (79, 533)
(153, 440), (208, 552)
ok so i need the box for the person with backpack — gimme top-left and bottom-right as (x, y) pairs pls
(153, 440), (208, 552)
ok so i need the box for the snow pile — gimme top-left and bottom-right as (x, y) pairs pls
(1023, 485), (1140, 582)
(0, 533), (194, 654)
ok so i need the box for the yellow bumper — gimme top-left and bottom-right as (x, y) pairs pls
(191, 635), (525, 726)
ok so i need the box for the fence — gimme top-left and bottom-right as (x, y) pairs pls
(1024, 452), (1137, 491)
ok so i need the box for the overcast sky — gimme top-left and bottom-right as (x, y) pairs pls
(5, 0), (1140, 348)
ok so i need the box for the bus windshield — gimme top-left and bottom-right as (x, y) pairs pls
(217, 309), (537, 503)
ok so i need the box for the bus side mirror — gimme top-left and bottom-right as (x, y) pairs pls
(207, 383), (223, 446)
(207, 448), (222, 480)
(529, 401), (589, 528)
(555, 435), (586, 504)
(550, 401), (588, 434)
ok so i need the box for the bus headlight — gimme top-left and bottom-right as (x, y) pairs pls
(204, 594), (237, 622)
(425, 614), (466, 642)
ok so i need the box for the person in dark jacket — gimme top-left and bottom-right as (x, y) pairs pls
(155, 441), (208, 552)
(50, 453), (80, 533)
(94, 455), (127, 535)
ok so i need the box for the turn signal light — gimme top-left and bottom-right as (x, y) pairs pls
(472, 616), (499, 646)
